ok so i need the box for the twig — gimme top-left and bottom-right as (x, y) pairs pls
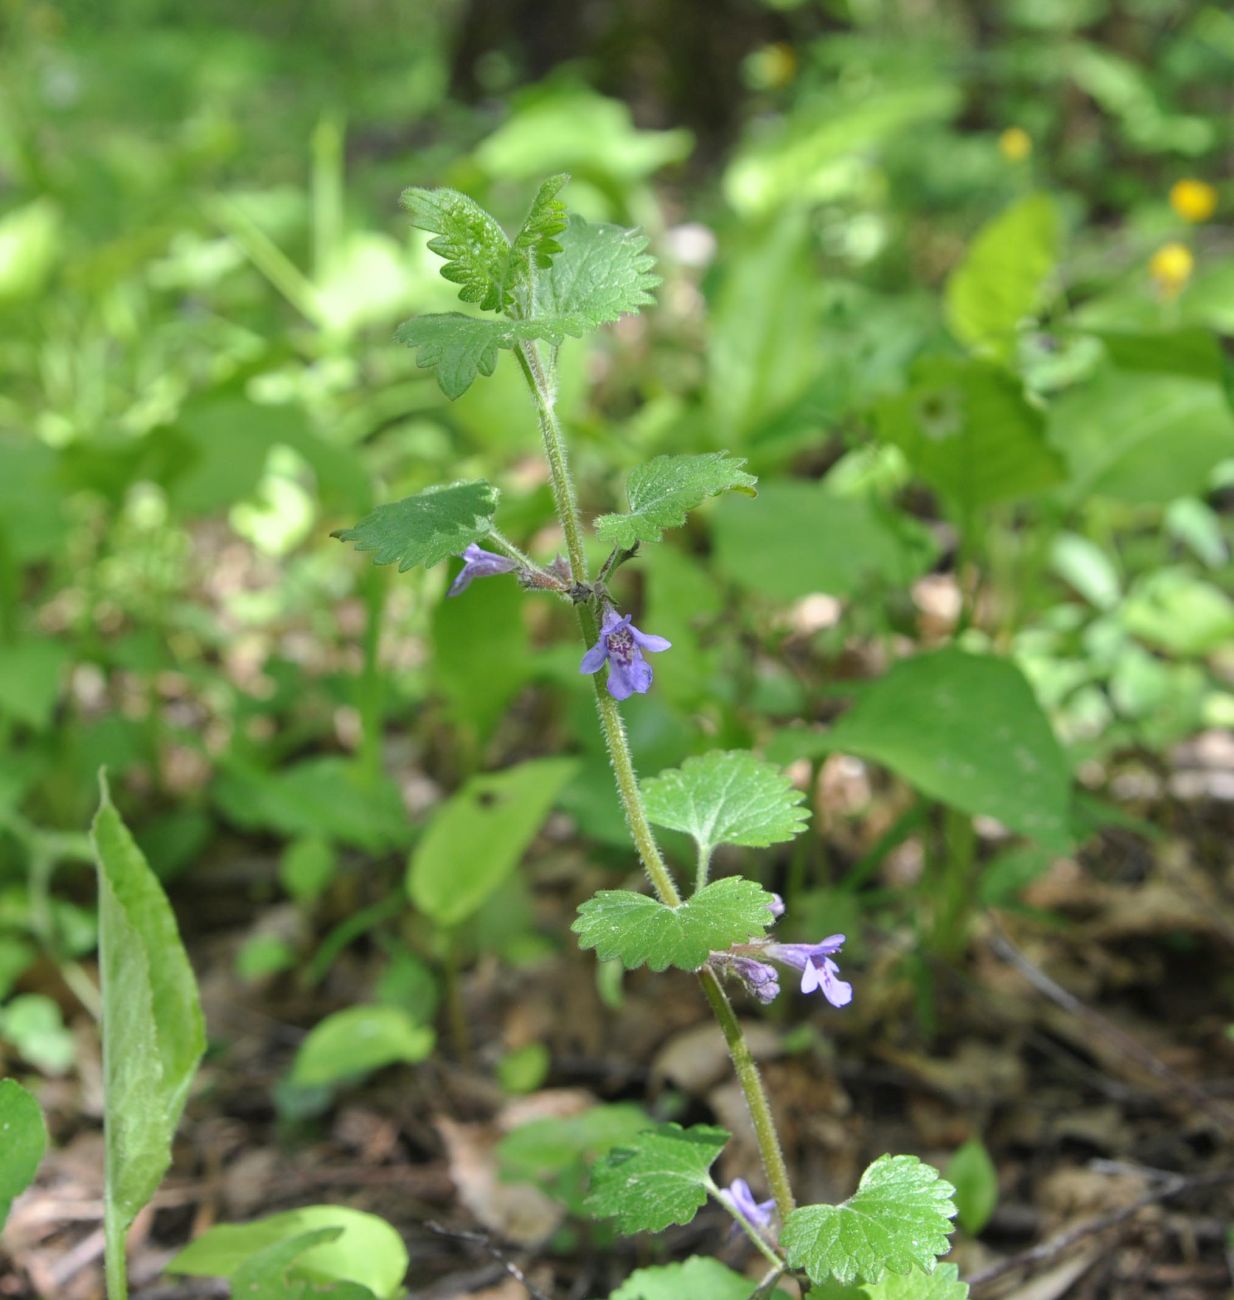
(424, 1221), (552, 1300)
(968, 1167), (1234, 1291)
(987, 915), (1234, 1135)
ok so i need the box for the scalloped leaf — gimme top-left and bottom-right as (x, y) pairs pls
(613, 1257), (794, 1300)
(585, 1123), (729, 1234)
(595, 453), (757, 548)
(509, 173), (571, 310)
(572, 876), (776, 972)
(782, 1155), (957, 1287)
(642, 749), (808, 860)
(537, 213), (660, 329)
(332, 481), (499, 573)
(394, 314), (519, 399)
(401, 186), (512, 313)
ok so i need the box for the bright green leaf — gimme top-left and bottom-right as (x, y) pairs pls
(401, 186), (513, 313)
(536, 214), (660, 331)
(0, 1079), (46, 1230)
(1050, 534), (1121, 610)
(826, 649), (1073, 850)
(92, 771), (206, 1235)
(333, 480), (499, 572)
(782, 1154), (957, 1286)
(613, 1256), (793, 1300)
(594, 453), (756, 549)
(1120, 567), (1234, 656)
(0, 994), (75, 1075)
(585, 1123), (729, 1234)
(291, 1006), (435, 1087)
(945, 194), (1059, 363)
(0, 637), (69, 731)
(642, 750), (809, 860)
(875, 357), (1065, 514)
(168, 1206), (407, 1299)
(808, 1261), (969, 1300)
(408, 758), (577, 926)
(394, 314), (523, 399)
(944, 1139), (998, 1235)
(509, 172), (571, 311)
(572, 876), (777, 972)
(232, 1228), (378, 1299)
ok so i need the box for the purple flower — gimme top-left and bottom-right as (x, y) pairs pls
(448, 543), (517, 597)
(579, 607), (671, 700)
(766, 935), (852, 1008)
(766, 893), (785, 920)
(719, 1178), (775, 1234)
(711, 953), (781, 1004)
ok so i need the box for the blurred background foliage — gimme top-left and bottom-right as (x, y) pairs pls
(1, 0), (1233, 1072)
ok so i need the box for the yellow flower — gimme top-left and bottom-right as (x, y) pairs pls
(998, 127), (1032, 162)
(1149, 242), (1194, 297)
(1169, 178), (1217, 223)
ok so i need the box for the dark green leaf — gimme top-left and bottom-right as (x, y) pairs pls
(401, 186), (512, 313)
(586, 1123), (729, 1233)
(333, 480), (499, 572)
(595, 453), (756, 549)
(572, 876), (777, 972)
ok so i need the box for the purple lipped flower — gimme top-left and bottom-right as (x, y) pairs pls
(579, 607), (671, 700)
(766, 892), (785, 920)
(448, 543), (517, 597)
(711, 952), (781, 1004)
(719, 1178), (775, 1235)
(766, 935), (852, 1008)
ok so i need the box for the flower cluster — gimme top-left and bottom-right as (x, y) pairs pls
(710, 906), (853, 1010)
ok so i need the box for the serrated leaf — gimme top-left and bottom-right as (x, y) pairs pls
(333, 480), (499, 572)
(595, 453), (757, 549)
(572, 876), (776, 972)
(401, 186), (512, 313)
(0, 1079), (46, 1230)
(809, 1262), (969, 1300)
(394, 314), (518, 399)
(586, 1123), (729, 1233)
(537, 214), (660, 330)
(641, 749), (808, 860)
(509, 173), (571, 312)
(782, 1154), (957, 1287)
(613, 1256), (793, 1300)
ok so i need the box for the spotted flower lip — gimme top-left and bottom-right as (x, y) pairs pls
(579, 607), (671, 700)
(765, 934), (852, 1008)
(719, 1177), (775, 1234)
(448, 543), (517, 597)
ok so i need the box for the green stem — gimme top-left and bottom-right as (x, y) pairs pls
(516, 338), (795, 1214)
(694, 841), (712, 895)
(486, 526), (540, 572)
(103, 1201), (128, 1300)
(699, 967), (795, 1220)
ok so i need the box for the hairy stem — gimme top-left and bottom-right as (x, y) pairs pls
(517, 339), (794, 1216)
(699, 967), (796, 1220)
(694, 841), (712, 895)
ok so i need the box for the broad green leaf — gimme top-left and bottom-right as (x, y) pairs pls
(394, 314), (524, 400)
(333, 480), (499, 572)
(536, 214), (660, 330)
(782, 1154), (957, 1286)
(0, 637), (69, 731)
(874, 357), (1065, 514)
(826, 649), (1072, 850)
(1050, 363), (1234, 504)
(712, 480), (937, 603)
(572, 876), (777, 972)
(612, 1257), (793, 1300)
(0, 1079), (46, 1230)
(594, 453), (756, 549)
(642, 750), (809, 860)
(945, 194), (1059, 363)
(0, 994), (75, 1075)
(92, 772), (206, 1235)
(291, 1006), (435, 1087)
(232, 1228), (378, 1299)
(214, 757), (410, 853)
(585, 1123), (729, 1233)
(169, 1206), (407, 1298)
(944, 1139), (998, 1236)
(401, 186), (512, 313)
(408, 758), (577, 926)
(1120, 567), (1234, 656)
(808, 1262), (969, 1300)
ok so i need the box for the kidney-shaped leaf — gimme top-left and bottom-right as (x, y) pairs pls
(782, 1154), (957, 1286)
